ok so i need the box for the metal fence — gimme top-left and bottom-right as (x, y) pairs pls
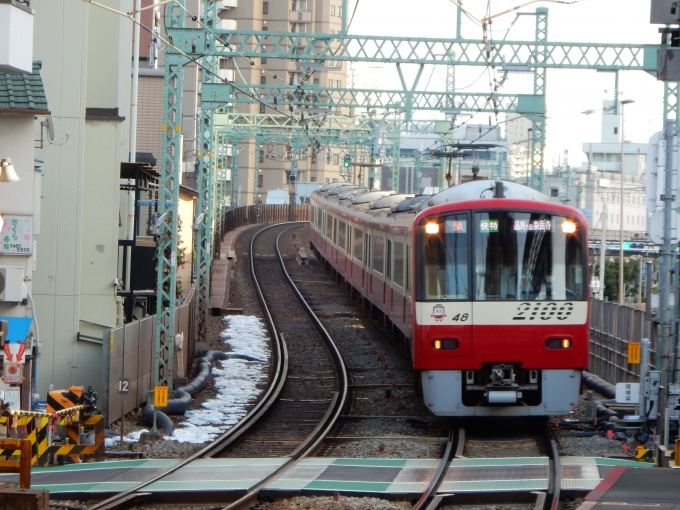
(223, 204), (310, 233)
(589, 299), (656, 385)
(101, 297), (193, 425)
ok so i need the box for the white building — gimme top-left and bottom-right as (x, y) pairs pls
(30, 0), (133, 397)
(0, 0), (47, 410)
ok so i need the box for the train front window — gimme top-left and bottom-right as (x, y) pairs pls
(418, 213), (469, 300)
(474, 212), (585, 301)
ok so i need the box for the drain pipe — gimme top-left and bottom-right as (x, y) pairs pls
(141, 351), (263, 432)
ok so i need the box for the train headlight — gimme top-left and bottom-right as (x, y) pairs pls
(425, 222), (439, 234)
(432, 339), (459, 350)
(561, 221), (576, 233)
(546, 338), (572, 349)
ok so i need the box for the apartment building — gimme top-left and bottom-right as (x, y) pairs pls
(223, 0), (350, 205)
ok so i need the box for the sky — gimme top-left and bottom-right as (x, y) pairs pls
(346, 0), (665, 168)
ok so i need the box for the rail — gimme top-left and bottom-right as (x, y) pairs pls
(411, 421), (458, 510)
(90, 222), (347, 510)
(223, 223), (349, 509)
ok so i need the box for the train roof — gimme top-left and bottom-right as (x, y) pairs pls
(417, 180), (549, 211)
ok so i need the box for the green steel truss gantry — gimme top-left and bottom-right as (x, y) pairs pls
(154, 0), (673, 388)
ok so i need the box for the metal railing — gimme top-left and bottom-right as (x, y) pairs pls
(589, 299), (656, 385)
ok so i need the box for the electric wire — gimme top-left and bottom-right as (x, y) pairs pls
(346, 0), (361, 33)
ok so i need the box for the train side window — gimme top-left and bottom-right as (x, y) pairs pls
(405, 245), (411, 292)
(338, 220), (346, 251)
(386, 240), (392, 280)
(325, 213), (333, 239)
(365, 233), (371, 269)
(393, 241), (404, 287)
(347, 225), (352, 255)
(373, 236), (385, 274)
(333, 218), (338, 244)
(354, 229), (364, 262)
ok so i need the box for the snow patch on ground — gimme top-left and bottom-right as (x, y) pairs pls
(106, 315), (269, 446)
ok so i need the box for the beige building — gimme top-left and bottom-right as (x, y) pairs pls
(29, 0), (133, 396)
(224, 0), (350, 204)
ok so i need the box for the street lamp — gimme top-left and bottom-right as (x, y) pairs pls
(525, 128), (533, 185)
(619, 99), (634, 304)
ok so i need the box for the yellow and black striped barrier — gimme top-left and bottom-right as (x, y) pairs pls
(0, 407), (104, 466)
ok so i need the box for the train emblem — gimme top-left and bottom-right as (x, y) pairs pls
(431, 304), (447, 321)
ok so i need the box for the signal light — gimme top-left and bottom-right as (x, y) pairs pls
(425, 223), (439, 234)
(432, 339), (459, 350)
(546, 338), (571, 349)
(343, 155), (351, 168)
(561, 221), (576, 233)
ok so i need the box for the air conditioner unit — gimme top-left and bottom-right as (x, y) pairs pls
(0, 267), (27, 302)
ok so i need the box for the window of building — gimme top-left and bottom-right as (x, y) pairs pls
(314, 78), (320, 85)
(325, 178), (330, 183)
(331, 5), (336, 16)
(258, 174), (263, 187)
(332, 178), (338, 182)
(262, 26), (268, 31)
(336, 80), (342, 88)
(263, 2), (268, 14)
(311, 176), (316, 182)
(312, 151), (317, 164)
(332, 153), (339, 165)
(260, 76), (266, 85)
(259, 150), (264, 163)
(551, 188), (559, 197)
(259, 103), (266, 113)
(614, 127), (618, 135)
(261, 57), (267, 64)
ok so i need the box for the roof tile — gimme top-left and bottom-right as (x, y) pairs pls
(0, 61), (48, 112)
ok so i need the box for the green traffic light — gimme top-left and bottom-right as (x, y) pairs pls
(622, 242), (631, 249)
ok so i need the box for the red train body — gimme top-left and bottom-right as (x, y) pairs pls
(310, 180), (589, 416)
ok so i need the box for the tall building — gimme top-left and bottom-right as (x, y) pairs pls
(223, 0), (350, 204)
(504, 114), (552, 183)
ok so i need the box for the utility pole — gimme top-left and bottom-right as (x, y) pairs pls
(658, 119), (675, 447)
(599, 200), (607, 301)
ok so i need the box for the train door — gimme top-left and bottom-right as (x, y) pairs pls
(365, 232), (372, 294)
(385, 239), (392, 311)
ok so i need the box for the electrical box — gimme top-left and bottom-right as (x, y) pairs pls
(0, 267), (27, 302)
(668, 383), (680, 421)
(657, 47), (680, 81)
(651, 0), (680, 24)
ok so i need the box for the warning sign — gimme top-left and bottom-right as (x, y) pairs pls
(154, 386), (168, 407)
(628, 342), (641, 364)
(3, 362), (22, 384)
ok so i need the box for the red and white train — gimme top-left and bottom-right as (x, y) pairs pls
(310, 180), (589, 416)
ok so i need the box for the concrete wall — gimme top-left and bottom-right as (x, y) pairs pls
(0, 115), (38, 311)
(31, 0), (132, 396)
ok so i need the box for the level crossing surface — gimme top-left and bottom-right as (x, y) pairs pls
(0, 456), (656, 500)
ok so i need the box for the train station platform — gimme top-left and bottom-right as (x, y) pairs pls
(0, 456), (654, 501)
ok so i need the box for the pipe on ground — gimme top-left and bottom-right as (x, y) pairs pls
(141, 351), (263, 434)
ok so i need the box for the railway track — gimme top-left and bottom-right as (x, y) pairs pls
(85, 223), (348, 510)
(52, 223), (563, 510)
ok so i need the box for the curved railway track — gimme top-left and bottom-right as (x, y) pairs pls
(56, 223), (563, 510)
(86, 223), (348, 510)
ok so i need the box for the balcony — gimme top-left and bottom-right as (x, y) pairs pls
(0, 0), (34, 74)
(289, 10), (312, 23)
(218, 68), (234, 82)
(216, 0), (238, 10)
(216, 18), (237, 31)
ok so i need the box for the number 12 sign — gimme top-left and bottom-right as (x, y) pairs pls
(118, 378), (130, 394)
